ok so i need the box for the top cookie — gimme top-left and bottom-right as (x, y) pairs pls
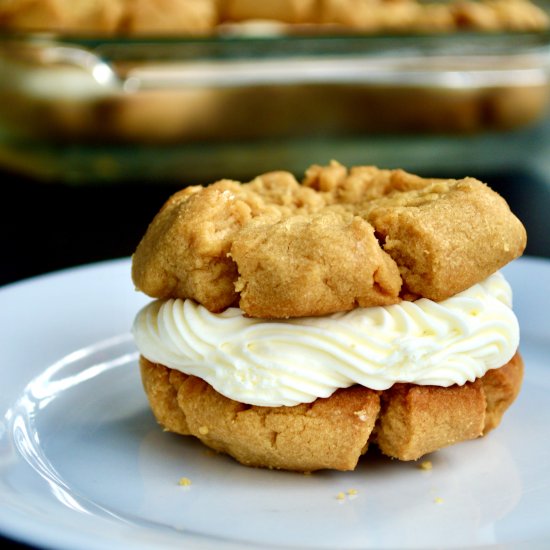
(131, 162), (526, 318)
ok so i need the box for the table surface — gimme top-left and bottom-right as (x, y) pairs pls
(1, 166), (549, 550)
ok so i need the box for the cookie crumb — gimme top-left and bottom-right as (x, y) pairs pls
(178, 477), (192, 487)
(434, 497), (444, 504)
(198, 426), (209, 435)
(419, 460), (433, 471)
(353, 410), (368, 422)
(336, 492), (346, 501)
(347, 489), (358, 496)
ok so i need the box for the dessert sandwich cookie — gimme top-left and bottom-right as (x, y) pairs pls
(132, 162), (526, 471)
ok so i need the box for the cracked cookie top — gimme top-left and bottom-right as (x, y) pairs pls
(131, 161), (526, 318)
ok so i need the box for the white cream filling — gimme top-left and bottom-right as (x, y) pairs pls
(132, 272), (519, 407)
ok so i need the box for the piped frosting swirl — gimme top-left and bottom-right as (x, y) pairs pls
(132, 272), (519, 407)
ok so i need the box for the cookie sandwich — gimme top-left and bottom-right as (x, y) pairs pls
(131, 161), (526, 471)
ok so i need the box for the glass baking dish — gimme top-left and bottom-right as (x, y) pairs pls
(1, 7), (550, 184)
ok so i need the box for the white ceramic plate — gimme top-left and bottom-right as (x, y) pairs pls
(1, 257), (549, 550)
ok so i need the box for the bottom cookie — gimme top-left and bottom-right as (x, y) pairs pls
(139, 352), (523, 471)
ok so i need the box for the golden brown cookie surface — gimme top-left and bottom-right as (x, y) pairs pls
(132, 162), (526, 318)
(140, 352), (523, 471)
(0, 0), (547, 34)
